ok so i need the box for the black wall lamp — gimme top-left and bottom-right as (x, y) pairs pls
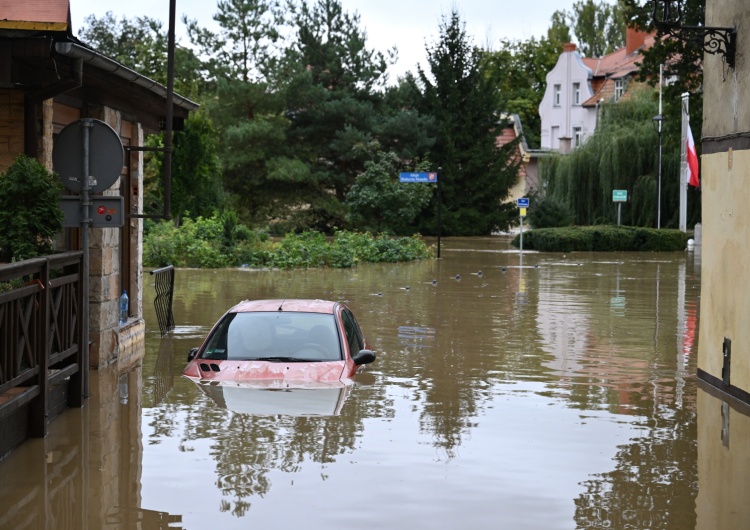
(651, 0), (736, 68)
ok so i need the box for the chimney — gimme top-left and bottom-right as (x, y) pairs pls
(563, 43), (577, 53)
(626, 27), (647, 55)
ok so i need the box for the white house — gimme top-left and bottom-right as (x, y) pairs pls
(539, 29), (654, 153)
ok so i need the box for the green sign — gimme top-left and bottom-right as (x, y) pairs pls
(612, 190), (628, 202)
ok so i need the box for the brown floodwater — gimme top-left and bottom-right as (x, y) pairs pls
(2, 236), (749, 529)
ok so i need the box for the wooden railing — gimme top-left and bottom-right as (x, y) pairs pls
(0, 252), (84, 439)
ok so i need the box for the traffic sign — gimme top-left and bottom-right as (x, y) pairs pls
(54, 119), (124, 193)
(399, 172), (438, 183)
(517, 197), (529, 208)
(612, 190), (628, 202)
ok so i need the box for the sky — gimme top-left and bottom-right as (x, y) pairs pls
(68, 0), (581, 81)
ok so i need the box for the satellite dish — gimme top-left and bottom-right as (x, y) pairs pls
(53, 119), (124, 193)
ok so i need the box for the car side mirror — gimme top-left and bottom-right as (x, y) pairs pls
(187, 347), (199, 363)
(353, 349), (376, 366)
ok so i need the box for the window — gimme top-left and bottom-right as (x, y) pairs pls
(614, 79), (624, 102)
(342, 309), (364, 354)
(553, 84), (561, 106)
(573, 82), (581, 105)
(573, 126), (583, 147)
(212, 311), (343, 361)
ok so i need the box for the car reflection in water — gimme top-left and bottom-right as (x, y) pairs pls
(193, 380), (353, 417)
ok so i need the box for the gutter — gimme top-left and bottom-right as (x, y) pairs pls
(54, 41), (199, 112)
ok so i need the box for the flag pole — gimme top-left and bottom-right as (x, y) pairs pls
(679, 93), (689, 232)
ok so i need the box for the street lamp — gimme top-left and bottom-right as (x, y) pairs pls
(652, 114), (663, 229)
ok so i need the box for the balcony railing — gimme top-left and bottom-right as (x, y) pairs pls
(0, 252), (84, 441)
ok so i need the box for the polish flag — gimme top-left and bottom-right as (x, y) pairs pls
(687, 124), (700, 187)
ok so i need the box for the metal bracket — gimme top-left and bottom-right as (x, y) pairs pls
(651, 0), (736, 68)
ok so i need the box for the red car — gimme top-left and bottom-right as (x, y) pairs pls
(182, 299), (376, 383)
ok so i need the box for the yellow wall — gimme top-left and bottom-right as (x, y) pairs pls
(698, 149), (750, 390)
(696, 384), (750, 529)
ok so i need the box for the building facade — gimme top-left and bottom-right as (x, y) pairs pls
(539, 29), (654, 153)
(0, 0), (197, 370)
(698, 0), (750, 403)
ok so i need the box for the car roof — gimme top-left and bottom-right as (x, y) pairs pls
(229, 299), (339, 315)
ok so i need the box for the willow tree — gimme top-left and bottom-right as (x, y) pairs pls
(540, 87), (682, 228)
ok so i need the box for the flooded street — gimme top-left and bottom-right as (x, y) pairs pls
(4, 236), (749, 529)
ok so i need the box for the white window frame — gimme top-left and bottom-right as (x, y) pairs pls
(553, 84), (561, 106)
(573, 82), (581, 105)
(573, 126), (583, 147)
(614, 79), (624, 102)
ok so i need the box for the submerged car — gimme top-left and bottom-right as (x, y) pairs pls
(182, 299), (376, 382)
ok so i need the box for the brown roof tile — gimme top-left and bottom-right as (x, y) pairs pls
(0, 0), (69, 30)
(582, 34), (655, 79)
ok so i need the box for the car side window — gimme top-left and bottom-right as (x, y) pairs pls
(342, 310), (364, 353)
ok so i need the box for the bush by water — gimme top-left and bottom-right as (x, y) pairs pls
(144, 214), (433, 269)
(511, 226), (690, 252)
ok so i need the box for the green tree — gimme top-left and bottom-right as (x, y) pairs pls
(184, 0), (285, 83)
(482, 11), (571, 149)
(345, 149), (433, 234)
(483, 37), (562, 149)
(275, 0), (400, 231)
(144, 111), (225, 223)
(540, 87), (672, 227)
(416, 10), (521, 236)
(79, 11), (208, 99)
(0, 156), (64, 261)
(621, 0), (703, 227)
(571, 0), (625, 57)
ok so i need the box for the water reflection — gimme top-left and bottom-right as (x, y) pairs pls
(194, 381), (352, 416)
(0, 366), (185, 529)
(695, 382), (750, 530)
(0, 238), (730, 529)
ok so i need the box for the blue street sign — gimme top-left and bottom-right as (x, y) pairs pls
(399, 172), (438, 183)
(517, 197), (529, 208)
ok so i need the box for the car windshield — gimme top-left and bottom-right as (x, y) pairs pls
(200, 311), (342, 362)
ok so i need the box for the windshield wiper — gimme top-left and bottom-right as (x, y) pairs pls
(258, 356), (307, 362)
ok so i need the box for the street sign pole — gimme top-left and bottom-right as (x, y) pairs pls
(81, 119), (92, 398)
(437, 171), (442, 259)
(612, 190), (627, 226)
(516, 198), (529, 254)
(399, 171), (441, 257)
(54, 118), (124, 401)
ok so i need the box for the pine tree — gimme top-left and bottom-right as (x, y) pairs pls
(417, 10), (520, 236)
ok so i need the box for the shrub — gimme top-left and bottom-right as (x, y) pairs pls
(511, 225), (689, 252)
(0, 155), (64, 261)
(144, 217), (433, 269)
(527, 195), (574, 229)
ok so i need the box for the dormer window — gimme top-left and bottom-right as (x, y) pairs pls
(554, 84), (562, 106)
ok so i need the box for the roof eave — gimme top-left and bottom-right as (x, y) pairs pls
(54, 41), (199, 112)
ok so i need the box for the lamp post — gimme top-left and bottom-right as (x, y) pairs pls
(652, 114), (663, 229)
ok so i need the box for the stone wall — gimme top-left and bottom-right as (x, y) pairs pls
(0, 89), (24, 172)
